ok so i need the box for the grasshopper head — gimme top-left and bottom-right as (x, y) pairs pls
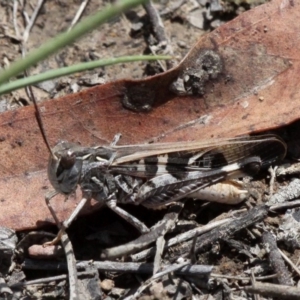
(48, 141), (83, 195)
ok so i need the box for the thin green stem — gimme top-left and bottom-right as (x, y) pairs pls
(0, 55), (171, 95)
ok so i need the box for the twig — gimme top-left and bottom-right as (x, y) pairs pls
(68, 0), (90, 31)
(268, 165), (277, 197)
(210, 273), (277, 281)
(131, 218), (230, 261)
(21, 6), (31, 26)
(277, 162), (300, 176)
(10, 274), (68, 288)
(153, 235), (165, 275)
(267, 178), (300, 206)
(101, 203), (183, 260)
(143, 0), (174, 69)
(250, 270), (260, 300)
(13, 0), (20, 39)
(244, 282), (300, 299)
(123, 262), (192, 300)
(22, 259), (213, 277)
(269, 199), (300, 212)
(153, 203), (183, 274)
(60, 233), (79, 300)
(10, 270), (96, 288)
(23, 0), (45, 43)
(167, 205), (269, 262)
(143, 1), (167, 44)
(279, 248), (300, 277)
(262, 231), (292, 285)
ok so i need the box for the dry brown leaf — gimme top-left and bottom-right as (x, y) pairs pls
(0, 0), (299, 230)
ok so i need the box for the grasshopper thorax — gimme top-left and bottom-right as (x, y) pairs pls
(48, 141), (83, 195)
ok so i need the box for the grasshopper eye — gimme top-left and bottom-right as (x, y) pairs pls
(47, 141), (83, 195)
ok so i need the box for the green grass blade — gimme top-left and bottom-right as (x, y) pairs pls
(0, 55), (171, 95)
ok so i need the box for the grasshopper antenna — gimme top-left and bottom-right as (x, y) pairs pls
(26, 83), (57, 160)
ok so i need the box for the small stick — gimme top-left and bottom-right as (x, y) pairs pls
(60, 233), (79, 300)
(250, 270), (260, 300)
(244, 282), (300, 300)
(123, 262), (192, 300)
(143, 1), (174, 69)
(143, 1), (168, 45)
(262, 231), (292, 285)
(23, 0), (45, 43)
(210, 273), (277, 281)
(12, 1), (20, 39)
(268, 165), (277, 197)
(267, 178), (300, 206)
(153, 204), (183, 274)
(153, 235), (165, 275)
(10, 270), (96, 288)
(279, 248), (300, 277)
(166, 205), (268, 262)
(22, 259), (213, 277)
(277, 162), (300, 176)
(131, 218), (230, 261)
(101, 203), (183, 259)
(68, 0), (90, 31)
(269, 199), (300, 212)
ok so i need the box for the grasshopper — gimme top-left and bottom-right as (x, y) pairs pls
(45, 134), (286, 245)
(31, 88), (287, 245)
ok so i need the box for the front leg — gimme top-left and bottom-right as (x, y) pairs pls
(43, 192), (91, 246)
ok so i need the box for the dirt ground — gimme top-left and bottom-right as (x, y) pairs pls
(4, 1), (298, 300)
